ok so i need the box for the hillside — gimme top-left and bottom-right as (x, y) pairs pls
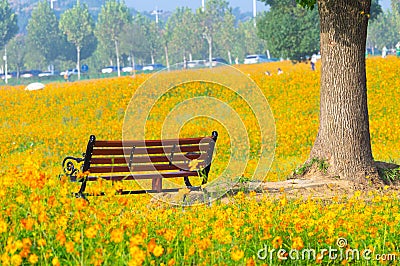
(8, 0), (253, 34)
(9, 0), (107, 33)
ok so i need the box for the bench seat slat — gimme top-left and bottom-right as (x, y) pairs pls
(95, 137), (212, 147)
(90, 153), (203, 165)
(89, 162), (201, 173)
(86, 171), (199, 181)
(92, 144), (208, 156)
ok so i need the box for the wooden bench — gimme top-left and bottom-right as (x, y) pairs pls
(62, 131), (218, 198)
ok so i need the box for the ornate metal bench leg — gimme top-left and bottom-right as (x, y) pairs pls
(76, 180), (89, 202)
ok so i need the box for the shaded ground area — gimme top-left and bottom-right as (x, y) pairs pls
(152, 161), (400, 205)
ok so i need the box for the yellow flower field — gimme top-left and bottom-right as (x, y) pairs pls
(0, 57), (399, 265)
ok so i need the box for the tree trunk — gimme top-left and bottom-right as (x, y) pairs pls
(208, 37), (213, 68)
(131, 53), (136, 78)
(228, 50), (232, 64)
(115, 39), (121, 77)
(165, 45), (170, 69)
(76, 45), (81, 81)
(151, 51), (155, 65)
(311, 0), (377, 183)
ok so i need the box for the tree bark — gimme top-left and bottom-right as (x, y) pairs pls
(115, 39), (121, 77)
(208, 36), (213, 68)
(76, 45), (81, 80)
(311, 0), (378, 183)
(165, 45), (170, 69)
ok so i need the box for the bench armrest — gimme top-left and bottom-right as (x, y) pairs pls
(62, 156), (85, 182)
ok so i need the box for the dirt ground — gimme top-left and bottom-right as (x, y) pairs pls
(152, 162), (399, 205)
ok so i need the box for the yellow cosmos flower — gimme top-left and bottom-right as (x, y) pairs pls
(153, 245), (164, 257)
(28, 254), (39, 264)
(230, 248), (244, 261)
(11, 254), (22, 266)
(110, 229), (124, 243)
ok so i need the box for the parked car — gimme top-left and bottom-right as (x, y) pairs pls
(142, 64), (165, 71)
(122, 65), (143, 72)
(38, 71), (60, 77)
(244, 54), (273, 64)
(205, 57), (229, 67)
(20, 70), (41, 78)
(100, 66), (123, 74)
(0, 73), (13, 80)
(60, 69), (78, 76)
(187, 60), (206, 68)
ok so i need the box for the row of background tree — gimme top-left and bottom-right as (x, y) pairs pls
(0, 0), (267, 78)
(0, 0), (395, 79)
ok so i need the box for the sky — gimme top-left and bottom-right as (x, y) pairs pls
(125, 0), (391, 12)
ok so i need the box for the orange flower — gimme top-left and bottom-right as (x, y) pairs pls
(65, 241), (74, 253)
(52, 257), (60, 266)
(147, 238), (156, 253)
(20, 218), (35, 231)
(37, 239), (46, 247)
(291, 236), (304, 250)
(110, 229), (124, 243)
(246, 257), (256, 266)
(85, 226), (97, 239)
(130, 235), (144, 246)
(56, 230), (66, 245)
(272, 236), (283, 249)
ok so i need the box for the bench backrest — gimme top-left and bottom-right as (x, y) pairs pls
(81, 131), (218, 192)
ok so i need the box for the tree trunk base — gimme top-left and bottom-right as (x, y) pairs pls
(292, 159), (400, 190)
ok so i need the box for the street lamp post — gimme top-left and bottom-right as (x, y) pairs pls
(50, 0), (56, 9)
(151, 7), (163, 24)
(253, 0), (257, 27)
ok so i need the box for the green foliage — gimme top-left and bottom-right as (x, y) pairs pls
(95, 0), (131, 66)
(198, 0), (230, 62)
(95, 0), (131, 44)
(235, 20), (268, 61)
(215, 9), (236, 63)
(166, 7), (201, 63)
(0, 0), (18, 49)
(59, 1), (96, 58)
(368, 11), (399, 49)
(370, 0), (383, 21)
(293, 158), (329, 176)
(27, 1), (65, 64)
(378, 167), (400, 184)
(119, 19), (149, 64)
(295, 0), (316, 10)
(200, 0), (230, 36)
(5, 34), (26, 73)
(59, 1), (96, 78)
(257, 0), (320, 61)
